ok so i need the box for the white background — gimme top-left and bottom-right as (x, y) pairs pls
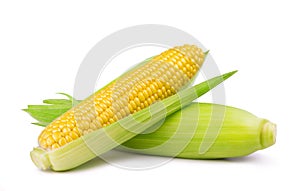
(0, 0), (299, 190)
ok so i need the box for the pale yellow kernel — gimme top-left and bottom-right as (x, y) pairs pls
(89, 122), (97, 131)
(94, 116), (101, 125)
(120, 109), (127, 117)
(116, 112), (122, 120)
(86, 129), (94, 134)
(81, 120), (90, 129)
(111, 101), (121, 111)
(86, 112), (96, 122)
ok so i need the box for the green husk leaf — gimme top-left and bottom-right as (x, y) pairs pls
(120, 102), (276, 158)
(32, 122), (50, 127)
(43, 99), (72, 105)
(24, 108), (70, 125)
(23, 92), (78, 125)
(56, 92), (80, 106)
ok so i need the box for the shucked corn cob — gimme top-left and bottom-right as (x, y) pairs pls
(38, 45), (205, 150)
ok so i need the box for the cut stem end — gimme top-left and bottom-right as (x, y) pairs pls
(260, 121), (277, 149)
(30, 147), (51, 170)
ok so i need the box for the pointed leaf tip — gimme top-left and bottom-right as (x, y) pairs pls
(204, 50), (210, 56)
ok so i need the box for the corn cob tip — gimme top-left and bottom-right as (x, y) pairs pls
(30, 147), (50, 170)
(261, 121), (276, 149)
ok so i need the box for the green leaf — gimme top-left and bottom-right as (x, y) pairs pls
(23, 93), (80, 125)
(56, 93), (80, 106)
(43, 99), (72, 105)
(32, 122), (49, 127)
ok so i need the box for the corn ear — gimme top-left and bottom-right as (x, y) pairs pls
(26, 96), (276, 159)
(29, 71), (236, 171)
(120, 103), (276, 158)
(37, 45), (205, 151)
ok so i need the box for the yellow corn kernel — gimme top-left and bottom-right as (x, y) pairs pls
(52, 143), (60, 150)
(38, 44), (205, 150)
(46, 137), (54, 146)
(65, 135), (73, 143)
(52, 132), (62, 142)
(69, 131), (79, 140)
(58, 137), (67, 147)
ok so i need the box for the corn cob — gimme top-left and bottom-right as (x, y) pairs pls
(38, 45), (205, 151)
(120, 103), (276, 158)
(29, 71), (236, 171)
